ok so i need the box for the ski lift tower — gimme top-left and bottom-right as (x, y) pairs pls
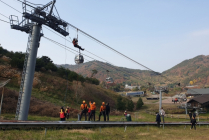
(155, 86), (168, 113)
(9, 0), (69, 120)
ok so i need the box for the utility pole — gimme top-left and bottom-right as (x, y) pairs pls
(9, 0), (69, 120)
(159, 90), (162, 113)
(155, 86), (167, 113)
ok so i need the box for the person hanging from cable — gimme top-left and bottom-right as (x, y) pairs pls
(72, 38), (84, 51)
(98, 102), (106, 121)
(80, 100), (88, 121)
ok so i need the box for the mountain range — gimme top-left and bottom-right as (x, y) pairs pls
(59, 55), (209, 87)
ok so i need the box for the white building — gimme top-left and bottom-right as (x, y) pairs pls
(125, 84), (140, 90)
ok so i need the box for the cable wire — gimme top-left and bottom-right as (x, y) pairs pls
(0, 18), (10, 23)
(1, 0), (158, 84)
(43, 27), (151, 84)
(43, 36), (153, 86)
(54, 6), (60, 19)
(2, 0), (173, 85)
(0, 0), (22, 13)
(67, 23), (157, 72)
(0, 13), (9, 19)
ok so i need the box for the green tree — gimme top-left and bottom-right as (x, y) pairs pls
(127, 100), (134, 111)
(10, 57), (24, 69)
(116, 96), (126, 111)
(41, 56), (53, 64)
(45, 63), (57, 71)
(91, 69), (98, 78)
(35, 58), (45, 71)
(136, 97), (144, 109)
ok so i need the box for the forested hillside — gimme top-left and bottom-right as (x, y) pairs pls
(162, 55), (209, 87)
(0, 46), (130, 117)
(61, 55), (209, 88)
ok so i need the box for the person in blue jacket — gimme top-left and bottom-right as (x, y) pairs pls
(156, 112), (161, 127)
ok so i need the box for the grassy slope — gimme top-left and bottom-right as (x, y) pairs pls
(1, 126), (209, 140)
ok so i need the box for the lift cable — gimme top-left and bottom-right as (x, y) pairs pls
(0, 13), (9, 19)
(54, 6), (60, 19)
(67, 23), (155, 71)
(0, 18), (10, 23)
(0, 0), (22, 13)
(3, 0), (160, 76)
(43, 36), (153, 86)
(43, 36), (125, 76)
(1, 0), (174, 85)
(42, 27), (151, 84)
(43, 36), (113, 76)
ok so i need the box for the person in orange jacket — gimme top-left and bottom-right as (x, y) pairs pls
(98, 102), (106, 121)
(60, 107), (66, 121)
(80, 100), (88, 121)
(88, 101), (96, 121)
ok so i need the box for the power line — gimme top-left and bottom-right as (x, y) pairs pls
(67, 23), (156, 72)
(44, 28), (153, 85)
(0, 13), (9, 19)
(0, 18), (10, 23)
(1, 0), (173, 85)
(0, 0), (22, 13)
(43, 36), (153, 85)
(42, 36), (96, 61)
(1, 0), (156, 78)
(43, 36), (110, 72)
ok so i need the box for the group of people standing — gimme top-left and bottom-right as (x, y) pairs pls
(79, 100), (110, 121)
(59, 106), (70, 121)
(156, 107), (165, 127)
(59, 101), (111, 121)
(155, 107), (197, 130)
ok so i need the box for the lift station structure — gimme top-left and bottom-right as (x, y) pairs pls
(9, 0), (69, 120)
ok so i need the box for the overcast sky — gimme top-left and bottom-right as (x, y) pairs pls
(0, 0), (209, 73)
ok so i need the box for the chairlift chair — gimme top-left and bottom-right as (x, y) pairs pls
(106, 77), (114, 84)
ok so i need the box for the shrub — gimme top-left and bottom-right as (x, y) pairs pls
(136, 97), (144, 109)
(127, 100), (134, 111)
(116, 96), (126, 111)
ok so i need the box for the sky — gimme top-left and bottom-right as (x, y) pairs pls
(0, 0), (209, 73)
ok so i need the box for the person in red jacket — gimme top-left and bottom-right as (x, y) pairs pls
(124, 110), (127, 118)
(60, 107), (66, 121)
(72, 38), (84, 51)
(65, 106), (70, 120)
